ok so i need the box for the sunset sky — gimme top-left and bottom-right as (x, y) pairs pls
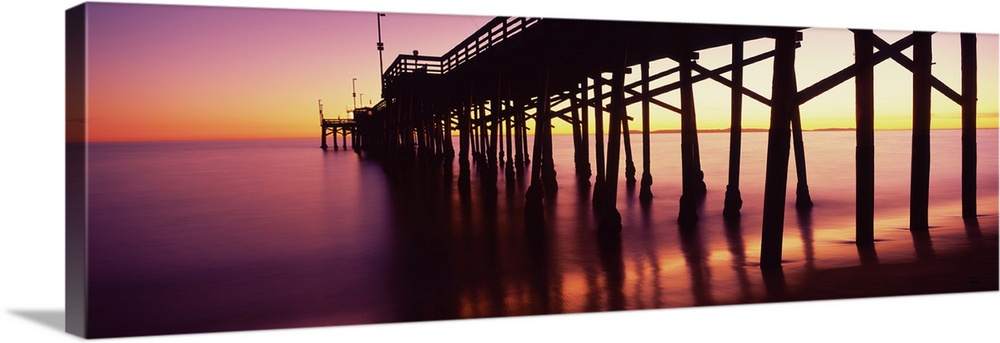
(81, 2), (998, 142)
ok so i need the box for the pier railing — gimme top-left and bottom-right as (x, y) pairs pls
(382, 17), (540, 92)
(322, 118), (356, 125)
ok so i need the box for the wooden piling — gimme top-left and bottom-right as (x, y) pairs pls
(505, 101), (516, 180)
(639, 61), (653, 201)
(492, 77), (503, 174)
(723, 40), (744, 218)
(525, 100), (547, 220)
(854, 29), (875, 245)
(678, 54), (700, 225)
(527, 68), (553, 220)
(600, 63), (627, 234)
(470, 105), (479, 161)
(623, 117), (637, 186)
(521, 107), (531, 165)
(593, 73), (606, 209)
(571, 90), (586, 178)
(481, 107), (488, 163)
(320, 126), (328, 149)
(909, 32), (932, 231)
(486, 96), (501, 192)
(481, 102), (490, 167)
(498, 104), (505, 166)
(760, 29), (799, 268)
(333, 128), (340, 150)
(541, 98), (558, 193)
(445, 109), (454, 160)
(459, 99), (472, 185)
(961, 33), (977, 219)
(790, 105), (813, 211)
(514, 102), (526, 174)
(581, 81), (592, 180)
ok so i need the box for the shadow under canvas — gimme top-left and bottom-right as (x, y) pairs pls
(10, 310), (66, 333)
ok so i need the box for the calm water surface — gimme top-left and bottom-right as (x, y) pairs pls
(85, 130), (999, 337)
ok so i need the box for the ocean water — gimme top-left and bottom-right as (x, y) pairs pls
(83, 129), (998, 337)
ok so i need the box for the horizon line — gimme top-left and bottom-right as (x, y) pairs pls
(77, 127), (999, 144)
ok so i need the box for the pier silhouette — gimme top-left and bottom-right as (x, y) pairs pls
(329, 16), (981, 269)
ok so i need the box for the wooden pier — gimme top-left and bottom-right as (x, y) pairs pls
(335, 16), (980, 269)
(319, 100), (361, 151)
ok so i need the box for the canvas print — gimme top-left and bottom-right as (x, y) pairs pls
(66, 2), (998, 339)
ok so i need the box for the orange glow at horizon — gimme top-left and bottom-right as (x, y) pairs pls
(81, 4), (998, 142)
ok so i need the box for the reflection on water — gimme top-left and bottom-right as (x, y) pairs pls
(85, 130), (999, 338)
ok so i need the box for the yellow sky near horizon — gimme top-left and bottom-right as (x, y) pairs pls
(546, 29), (999, 136)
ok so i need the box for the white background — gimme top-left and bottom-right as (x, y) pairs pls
(1, 1), (997, 342)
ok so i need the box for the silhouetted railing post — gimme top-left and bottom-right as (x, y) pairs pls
(723, 40), (744, 218)
(593, 73), (606, 210)
(678, 52), (700, 225)
(639, 61), (654, 202)
(601, 60), (628, 234)
(910, 32), (933, 231)
(961, 33), (978, 219)
(854, 29), (876, 245)
(760, 29), (799, 268)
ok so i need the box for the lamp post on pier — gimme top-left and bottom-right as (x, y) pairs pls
(377, 13), (386, 98)
(352, 77), (357, 110)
